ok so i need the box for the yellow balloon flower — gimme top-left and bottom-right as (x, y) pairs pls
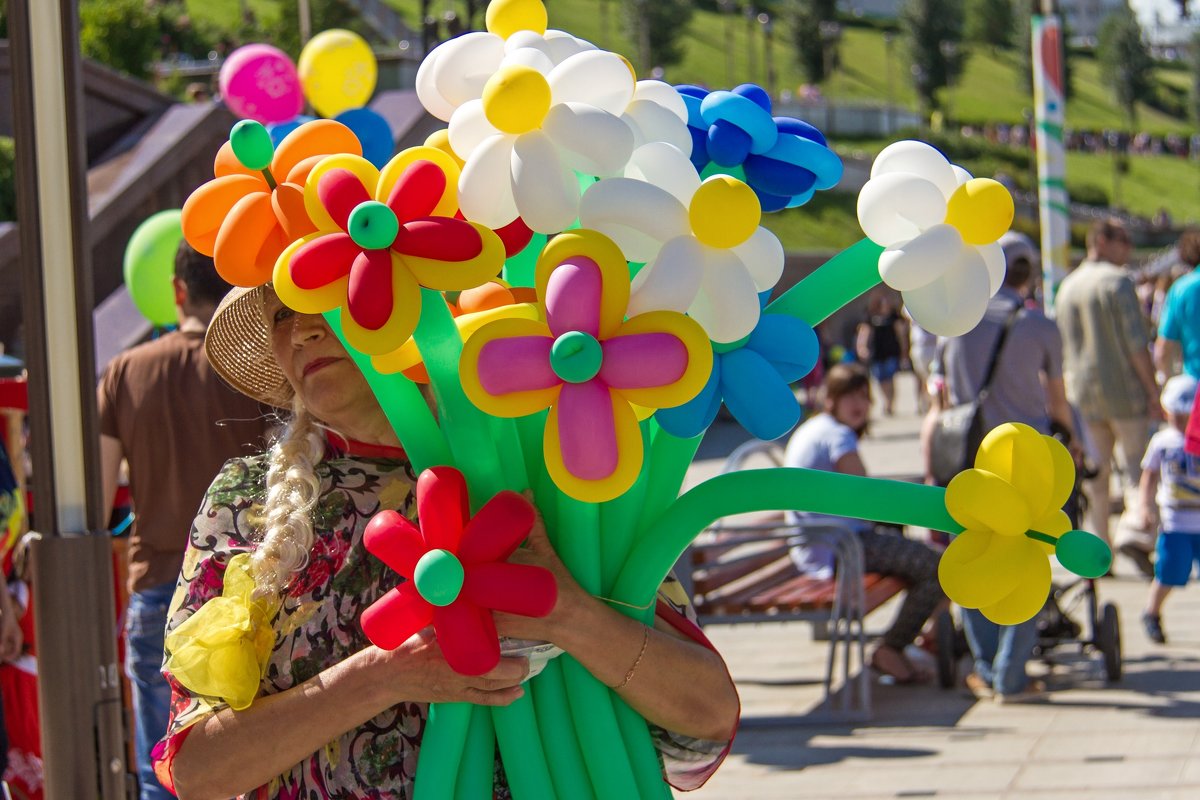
(163, 553), (278, 711)
(938, 423), (1075, 625)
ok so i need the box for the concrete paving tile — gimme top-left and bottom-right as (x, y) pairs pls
(1031, 729), (1197, 759)
(1010, 790), (1174, 800)
(1177, 757), (1200, 782)
(1013, 757), (1185, 791)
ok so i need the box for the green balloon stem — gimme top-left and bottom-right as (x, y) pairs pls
(260, 168), (277, 190)
(766, 237), (884, 326)
(550, 331), (603, 384)
(229, 120), (275, 172)
(414, 549), (464, 606)
(348, 201), (400, 251)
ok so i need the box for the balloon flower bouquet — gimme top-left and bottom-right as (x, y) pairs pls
(179, 0), (1112, 797)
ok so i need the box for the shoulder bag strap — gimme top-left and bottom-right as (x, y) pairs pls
(977, 304), (1023, 400)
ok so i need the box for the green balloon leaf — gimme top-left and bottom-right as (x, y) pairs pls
(229, 120), (275, 172)
(413, 549), (464, 606)
(1055, 529), (1112, 579)
(347, 201), (400, 251)
(550, 331), (603, 384)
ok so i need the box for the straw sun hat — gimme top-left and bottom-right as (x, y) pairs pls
(205, 284), (294, 409)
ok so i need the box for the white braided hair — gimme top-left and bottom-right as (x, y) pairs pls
(250, 395), (324, 597)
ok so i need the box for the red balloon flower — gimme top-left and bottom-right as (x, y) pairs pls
(361, 467), (557, 676)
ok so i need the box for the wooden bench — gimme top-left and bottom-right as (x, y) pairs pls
(680, 441), (908, 720)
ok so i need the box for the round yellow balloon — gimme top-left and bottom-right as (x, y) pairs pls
(482, 65), (552, 135)
(424, 129), (465, 168)
(943, 178), (1014, 246)
(689, 176), (761, 249)
(298, 30), (377, 119)
(485, 0), (549, 39)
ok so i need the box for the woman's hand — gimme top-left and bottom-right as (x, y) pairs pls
(492, 502), (589, 648)
(0, 608), (21, 663)
(363, 629), (529, 707)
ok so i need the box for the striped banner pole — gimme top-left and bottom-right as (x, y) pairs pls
(1032, 7), (1070, 312)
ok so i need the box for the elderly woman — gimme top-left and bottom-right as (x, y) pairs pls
(153, 285), (739, 799)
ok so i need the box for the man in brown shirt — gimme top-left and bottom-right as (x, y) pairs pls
(98, 242), (266, 800)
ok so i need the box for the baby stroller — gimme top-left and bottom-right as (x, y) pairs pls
(1032, 426), (1123, 682)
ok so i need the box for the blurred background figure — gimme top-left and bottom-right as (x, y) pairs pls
(856, 288), (905, 417)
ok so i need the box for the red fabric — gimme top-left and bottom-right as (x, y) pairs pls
(0, 377), (28, 411)
(1185, 389), (1200, 457)
(654, 598), (740, 792)
(1, 660), (42, 800)
(324, 432), (406, 460)
(151, 722), (193, 796)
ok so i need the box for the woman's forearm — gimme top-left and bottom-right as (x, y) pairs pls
(555, 598), (738, 742)
(171, 647), (392, 800)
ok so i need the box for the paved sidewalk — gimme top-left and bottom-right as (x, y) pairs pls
(685, 373), (1200, 799)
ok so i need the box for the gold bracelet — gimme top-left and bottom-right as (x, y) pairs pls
(614, 624), (650, 690)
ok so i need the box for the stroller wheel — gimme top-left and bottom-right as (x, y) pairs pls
(934, 609), (958, 689)
(1096, 602), (1123, 682)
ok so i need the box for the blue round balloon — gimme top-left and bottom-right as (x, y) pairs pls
(707, 119), (753, 166)
(335, 107), (394, 168)
(776, 116), (827, 146)
(733, 83), (773, 112)
(266, 115), (317, 147)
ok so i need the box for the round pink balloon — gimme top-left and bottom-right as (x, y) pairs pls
(219, 44), (304, 125)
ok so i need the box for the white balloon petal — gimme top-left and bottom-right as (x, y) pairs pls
(871, 140), (959, 198)
(447, 99), (500, 163)
(951, 164), (974, 186)
(877, 224), (963, 292)
(542, 30), (596, 62)
(731, 227), (785, 291)
(511, 131), (581, 234)
(978, 241), (1006, 296)
(458, 134), (519, 228)
(420, 32), (505, 121)
(902, 249), (992, 337)
(628, 236), (706, 316)
(500, 46), (556, 75)
(690, 248), (762, 343)
(579, 177), (689, 263)
(622, 99), (693, 155)
(633, 80), (689, 123)
(549, 50), (635, 115)
(623, 143), (701, 207)
(857, 173), (947, 246)
(543, 103), (634, 177)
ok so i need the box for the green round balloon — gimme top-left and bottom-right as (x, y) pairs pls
(347, 201), (400, 251)
(550, 331), (603, 384)
(229, 120), (275, 171)
(1055, 529), (1112, 579)
(123, 209), (183, 327)
(413, 549), (464, 606)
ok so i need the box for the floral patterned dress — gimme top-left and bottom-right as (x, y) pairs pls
(153, 442), (732, 799)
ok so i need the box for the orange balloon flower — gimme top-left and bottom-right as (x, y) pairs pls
(181, 119), (363, 287)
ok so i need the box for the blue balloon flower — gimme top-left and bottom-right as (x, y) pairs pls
(266, 115), (317, 147)
(334, 107), (395, 169)
(656, 309), (820, 441)
(674, 83), (843, 211)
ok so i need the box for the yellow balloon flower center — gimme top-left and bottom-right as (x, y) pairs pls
(485, 0), (549, 40)
(943, 178), (1015, 246)
(483, 65), (552, 135)
(689, 176), (761, 249)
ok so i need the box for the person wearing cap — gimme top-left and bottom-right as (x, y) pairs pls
(1055, 218), (1161, 573)
(923, 231), (1079, 704)
(1136, 374), (1200, 645)
(155, 285), (740, 799)
(97, 242), (268, 800)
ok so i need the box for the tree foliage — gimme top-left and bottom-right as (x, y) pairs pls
(272, 0), (376, 58)
(1098, 5), (1155, 125)
(787, 0), (840, 84)
(78, 0), (162, 79)
(1191, 32), (1200, 124)
(965, 0), (1013, 51)
(622, 0), (695, 72)
(901, 0), (969, 117)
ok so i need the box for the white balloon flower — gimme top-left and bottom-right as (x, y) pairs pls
(857, 141), (1015, 337)
(580, 170), (784, 345)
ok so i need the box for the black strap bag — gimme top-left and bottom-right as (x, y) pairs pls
(929, 305), (1022, 487)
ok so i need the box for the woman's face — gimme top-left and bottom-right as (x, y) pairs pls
(829, 387), (871, 435)
(263, 289), (377, 430)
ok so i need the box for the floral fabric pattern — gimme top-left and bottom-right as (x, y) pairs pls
(156, 449), (728, 798)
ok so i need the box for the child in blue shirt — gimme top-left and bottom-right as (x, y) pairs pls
(1138, 374), (1200, 644)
